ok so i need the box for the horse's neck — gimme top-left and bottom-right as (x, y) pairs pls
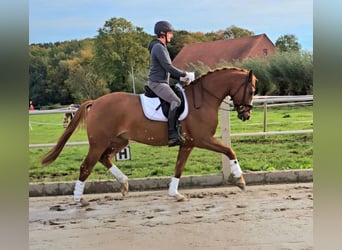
(205, 69), (245, 101)
(187, 80), (225, 109)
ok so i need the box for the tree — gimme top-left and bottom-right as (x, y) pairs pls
(29, 41), (86, 106)
(275, 34), (301, 52)
(65, 64), (109, 102)
(222, 25), (255, 40)
(29, 20), (312, 107)
(64, 43), (110, 102)
(93, 18), (150, 92)
(29, 46), (49, 106)
(168, 30), (212, 59)
(268, 51), (312, 95)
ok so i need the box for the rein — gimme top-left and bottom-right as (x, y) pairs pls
(202, 82), (222, 101)
(191, 80), (222, 109)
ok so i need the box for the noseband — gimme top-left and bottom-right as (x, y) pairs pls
(230, 71), (253, 113)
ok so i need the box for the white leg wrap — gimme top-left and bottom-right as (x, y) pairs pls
(168, 177), (180, 196)
(109, 165), (128, 184)
(73, 180), (85, 202)
(230, 159), (243, 178)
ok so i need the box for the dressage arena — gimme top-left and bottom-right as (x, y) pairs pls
(29, 182), (313, 250)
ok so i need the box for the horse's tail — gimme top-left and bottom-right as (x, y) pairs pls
(41, 100), (93, 166)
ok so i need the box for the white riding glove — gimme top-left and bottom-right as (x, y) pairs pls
(180, 72), (195, 85)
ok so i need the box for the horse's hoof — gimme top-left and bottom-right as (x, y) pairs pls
(236, 181), (246, 191)
(174, 193), (188, 202)
(80, 198), (90, 207)
(120, 182), (129, 196)
(229, 175), (246, 191)
(168, 191), (187, 201)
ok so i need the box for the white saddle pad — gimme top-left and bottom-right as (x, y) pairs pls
(139, 83), (189, 122)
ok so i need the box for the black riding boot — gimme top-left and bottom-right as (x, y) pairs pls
(168, 107), (185, 147)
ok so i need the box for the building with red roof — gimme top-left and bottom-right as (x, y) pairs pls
(173, 34), (275, 69)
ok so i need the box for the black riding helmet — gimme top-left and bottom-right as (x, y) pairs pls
(154, 21), (174, 37)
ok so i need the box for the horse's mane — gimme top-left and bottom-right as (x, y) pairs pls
(191, 66), (248, 85)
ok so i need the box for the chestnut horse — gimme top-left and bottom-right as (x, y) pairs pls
(41, 67), (257, 202)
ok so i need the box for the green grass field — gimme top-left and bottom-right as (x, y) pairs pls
(29, 105), (313, 183)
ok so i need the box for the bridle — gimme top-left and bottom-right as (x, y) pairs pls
(229, 71), (254, 114)
(192, 70), (254, 113)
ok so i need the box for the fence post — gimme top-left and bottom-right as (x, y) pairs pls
(221, 98), (231, 181)
(263, 102), (267, 132)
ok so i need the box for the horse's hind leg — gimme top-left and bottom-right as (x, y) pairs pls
(98, 136), (129, 196)
(74, 147), (103, 202)
(99, 152), (129, 196)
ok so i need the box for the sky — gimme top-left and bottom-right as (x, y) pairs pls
(29, 0), (313, 51)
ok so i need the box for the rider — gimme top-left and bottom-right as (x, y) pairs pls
(147, 20), (194, 147)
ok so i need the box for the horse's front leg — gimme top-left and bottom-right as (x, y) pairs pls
(198, 137), (246, 191)
(168, 145), (193, 201)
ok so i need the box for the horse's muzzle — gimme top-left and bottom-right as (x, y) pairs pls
(238, 111), (250, 121)
(236, 104), (253, 121)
